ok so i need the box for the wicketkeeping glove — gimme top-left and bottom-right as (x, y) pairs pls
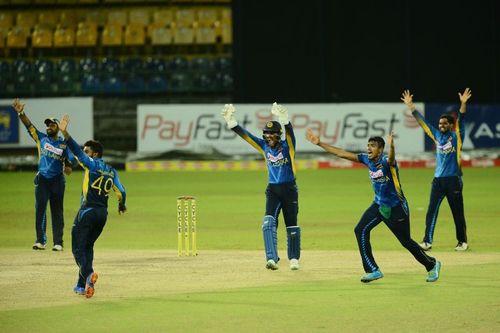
(221, 104), (238, 128)
(271, 102), (289, 124)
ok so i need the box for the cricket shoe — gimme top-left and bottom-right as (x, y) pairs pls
(418, 242), (432, 251)
(85, 272), (98, 298)
(52, 244), (63, 251)
(266, 259), (279, 270)
(73, 286), (85, 295)
(290, 258), (300, 270)
(32, 242), (46, 250)
(454, 242), (469, 251)
(426, 261), (441, 282)
(360, 270), (384, 283)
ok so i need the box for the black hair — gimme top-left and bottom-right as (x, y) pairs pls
(439, 113), (455, 124)
(368, 136), (385, 149)
(84, 140), (104, 158)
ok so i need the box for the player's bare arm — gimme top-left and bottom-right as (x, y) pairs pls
(401, 90), (416, 111)
(458, 88), (472, 114)
(12, 98), (32, 128)
(387, 131), (396, 166)
(306, 128), (359, 162)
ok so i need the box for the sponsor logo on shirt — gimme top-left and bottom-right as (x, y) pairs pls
(267, 152), (284, 163)
(437, 141), (455, 154)
(369, 169), (389, 183)
(44, 142), (63, 155)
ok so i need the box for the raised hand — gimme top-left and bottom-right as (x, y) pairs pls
(221, 104), (237, 128)
(59, 114), (70, 132)
(400, 90), (416, 111)
(271, 102), (289, 123)
(305, 128), (320, 145)
(12, 98), (25, 114)
(458, 88), (472, 104)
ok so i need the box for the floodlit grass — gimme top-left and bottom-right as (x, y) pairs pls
(1, 168), (499, 332)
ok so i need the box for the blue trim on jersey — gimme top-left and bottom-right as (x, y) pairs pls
(232, 123), (296, 184)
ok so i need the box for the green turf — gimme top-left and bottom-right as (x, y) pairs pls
(1, 168), (500, 332)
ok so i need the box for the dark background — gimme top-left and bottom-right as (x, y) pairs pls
(232, 0), (499, 103)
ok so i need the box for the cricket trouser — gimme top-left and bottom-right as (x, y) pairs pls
(72, 206), (108, 288)
(34, 173), (65, 246)
(423, 176), (467, 244)
(354, 202), (436, 273)
(265, 182), (299, 227)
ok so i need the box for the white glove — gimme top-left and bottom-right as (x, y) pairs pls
(221, 104), (238, 128)
(271, 102), (289, 124)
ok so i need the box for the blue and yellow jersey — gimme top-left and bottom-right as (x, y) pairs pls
(66, 137), (126, 209)
(357, 154), (406, 207)
(232, 122), (296, 184)
(412, 110), (464, 177)
(25, 125), (70, 178)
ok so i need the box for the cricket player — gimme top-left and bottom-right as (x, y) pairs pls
(12, 98), (73, 251)
(221, 103), (301, 271)
(59, 114), (127, 298)
(401, 88), (471, 251)
(306, 130), (441, 283)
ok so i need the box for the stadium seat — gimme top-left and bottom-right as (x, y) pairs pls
(148, 75), (168, 93)
(122, 57), (144, 74)
(124, 75), (146, 94)
(57, 0), (78, 3)
(38, 12), (59, 29)
(54, 26), (75, 47)
(33, 59), (55, 95)
(54, 58), (77, 93)
(214, 56), (231, 71)
(129, 9), (149, 26)
(59, 11), (77, 28)
(81, 73), (101, 94)
(102, 76), (123, 94)
(145, 57), (167, 75)
(79, 57), (98, 74)
(124, 23), (145, 46)
(197, 8), (218, 26)
(7, 27), (28, 48)
(0, 12), (14, 30)
(191, 56), (214, 72)
(216, 72), (233, 91)
(0, 60), (11, 89)
(108, 11), (128, 27)
(76, 22), (97, 47)
(0, 29), (5, 48)
(152, 9), (174, 26)
(32, 26), (53, 48)
(100, 57), (121, 75)
(173, 26), (194, 45)
(102, 24), (123, 46)
(195, 26), (216, 44)
(221, 22), (232, 44)
(192, 72), (216, 92)
(150, 25), (172, 45)
(175, 8), (195, 27)
(13, 59), (33, 94)
(16, 12), (37, 33)
(170, 56), (189, 72)
(169, 73), (191, 92)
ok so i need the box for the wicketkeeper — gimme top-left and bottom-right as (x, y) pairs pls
(221, 103), (301, 271)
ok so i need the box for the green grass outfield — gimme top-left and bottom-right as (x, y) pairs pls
(1, 168), (499, 332)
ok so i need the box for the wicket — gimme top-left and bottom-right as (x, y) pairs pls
(176, 196), (197, 256)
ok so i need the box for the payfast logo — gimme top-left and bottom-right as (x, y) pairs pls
(141, 112), (400, 147)
(290, 113), (399, 144)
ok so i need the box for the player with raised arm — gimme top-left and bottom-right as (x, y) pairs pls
(306, 129), (441, 283)
(401, 88), (471, 251)
(221, 103), (301, 271)
(12, 98), (73, 251)
(59, 114), (127, 298)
